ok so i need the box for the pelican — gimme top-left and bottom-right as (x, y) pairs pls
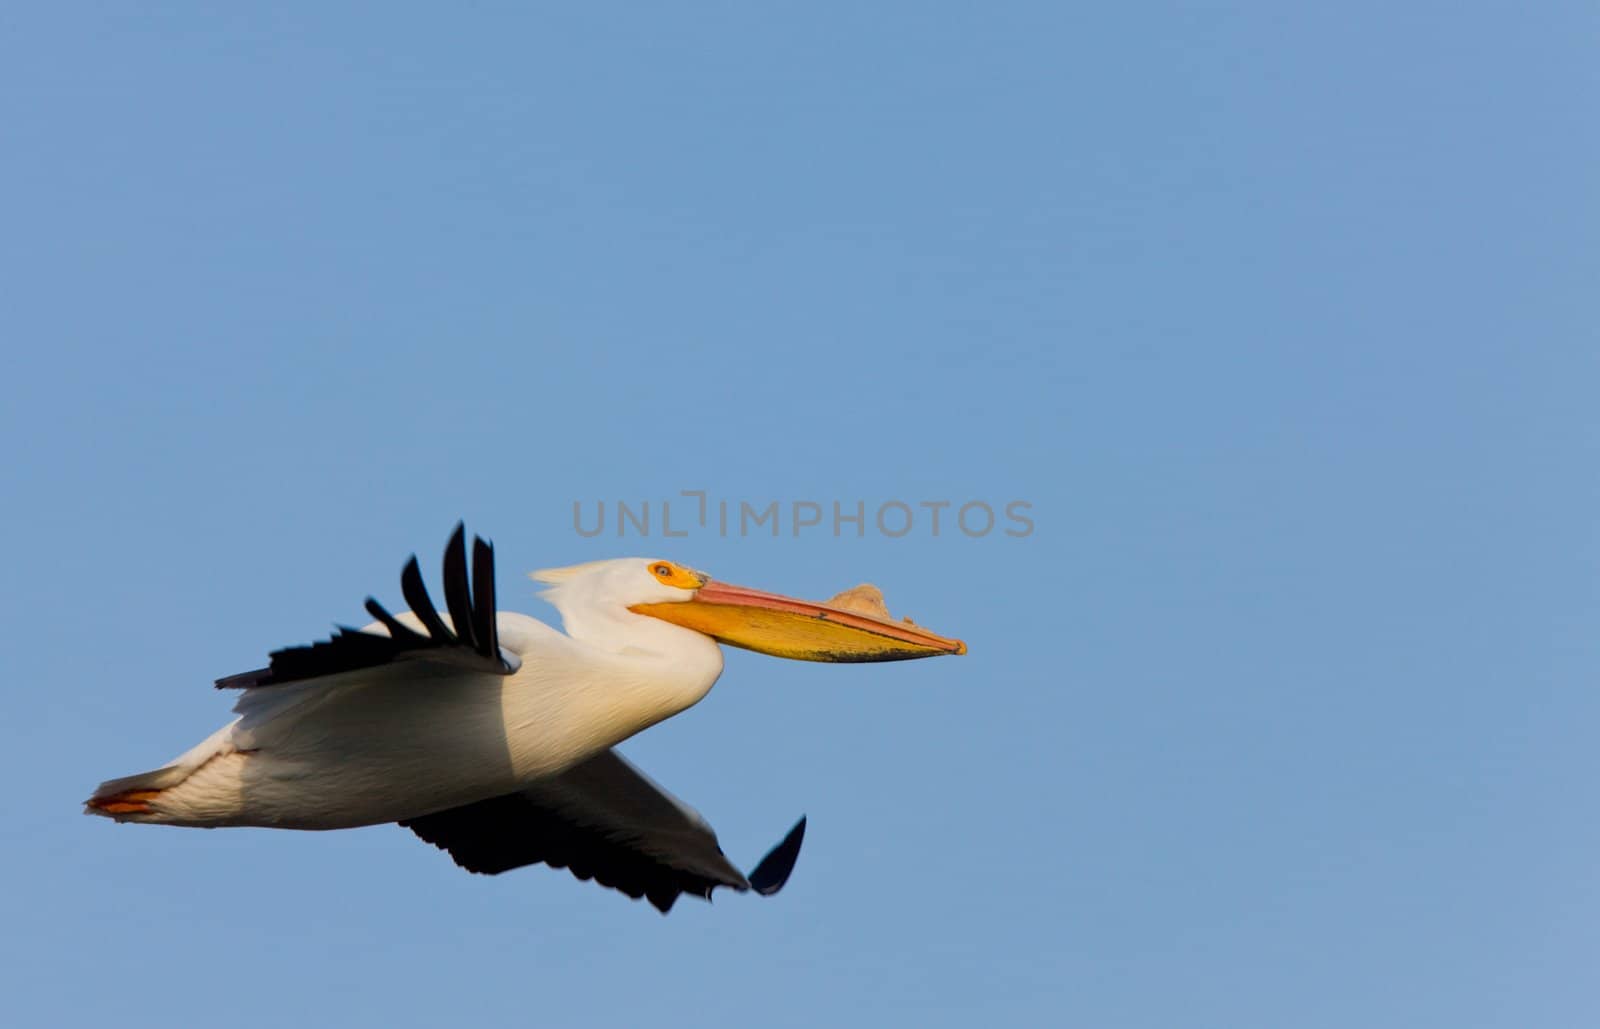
(87, 526), (964, 913)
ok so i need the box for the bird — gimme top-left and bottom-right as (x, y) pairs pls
(86, 525), (965, 913)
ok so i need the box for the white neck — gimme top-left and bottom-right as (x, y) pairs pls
(498, 598), (726, 778)
(554, 598), (711, 661)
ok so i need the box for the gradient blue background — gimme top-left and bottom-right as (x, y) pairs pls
(3, 4), (1596, 1026)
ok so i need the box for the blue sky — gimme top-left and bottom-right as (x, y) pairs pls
(2, 4), (1596, 1026)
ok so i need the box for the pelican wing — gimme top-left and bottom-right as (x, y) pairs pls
(401, 749), (806, 913)
(216, 524), (516, 690)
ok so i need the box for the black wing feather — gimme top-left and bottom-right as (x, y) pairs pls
(440, 524), (478, 652)
(362, 596), (425, 643)
(402, 794), (805, 915)
(216, 523), (514, 689)
(400, 555), (451, 642)
(471, 536), (498, 661)
(749, 816), (807, 895)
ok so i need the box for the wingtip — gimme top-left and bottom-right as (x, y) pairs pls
(215, 666), (270, 689)
(749, 815), (807, 897)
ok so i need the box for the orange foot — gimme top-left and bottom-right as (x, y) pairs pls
(89, 788), (162, 815)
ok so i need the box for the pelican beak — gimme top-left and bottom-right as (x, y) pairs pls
(631, 580), (967, 662)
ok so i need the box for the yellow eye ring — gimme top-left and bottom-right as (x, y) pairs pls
(649, 561), (706, 590)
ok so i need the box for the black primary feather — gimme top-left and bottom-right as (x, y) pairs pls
(471, 535), (499, 662)
(749, 816), (807, 895)
(401, 795), (807, 915)
(440, 524), (477, 652)
(215, 523), (513, 689)
(400, 555), (451, 642)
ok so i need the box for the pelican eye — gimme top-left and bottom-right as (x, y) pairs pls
(652, 563), (673, 578)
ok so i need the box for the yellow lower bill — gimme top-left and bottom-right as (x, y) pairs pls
(632, 581), (966, 662)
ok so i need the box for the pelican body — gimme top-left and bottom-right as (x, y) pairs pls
(88, 527), (964, 912)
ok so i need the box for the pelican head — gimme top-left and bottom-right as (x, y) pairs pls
(532, 557), (707, 602)
(534, 557), (966, 663)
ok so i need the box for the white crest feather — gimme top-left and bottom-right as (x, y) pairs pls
(529, 560), (617, 585)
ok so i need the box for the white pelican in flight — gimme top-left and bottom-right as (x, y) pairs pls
(87, 526), (964, 913)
